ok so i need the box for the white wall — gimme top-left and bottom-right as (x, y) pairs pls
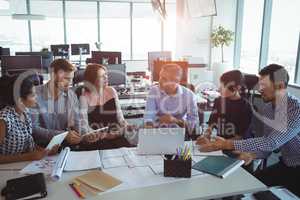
(211, 0), (237, 66)
(175, 0), (237, 67)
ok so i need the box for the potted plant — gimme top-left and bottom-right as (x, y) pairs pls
(211, 25), (234, 63)
(211, 25), (234, 87)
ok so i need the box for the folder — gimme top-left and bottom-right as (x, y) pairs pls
(75, 171), (122, 192)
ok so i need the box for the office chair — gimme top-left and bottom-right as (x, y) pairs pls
(73, 69), (85, 86)
(241, 73), (259, 100)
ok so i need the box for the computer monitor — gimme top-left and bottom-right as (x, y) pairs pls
(106, 64), (126, 86)
(91, 51), (122, 65)
(15, 51), (53, 73)
(71, 44), (90, 55)
(152, 60), (188, 85)
(0, 47), (10, 60)
(148, 51), (172, 71)
(50, 44), (69, 57)
(1, 55), (42, 75)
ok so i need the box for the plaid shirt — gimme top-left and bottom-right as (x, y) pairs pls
(233, 94), (300, 167)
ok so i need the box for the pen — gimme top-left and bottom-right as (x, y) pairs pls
(73, 183), (86, 198)
(70, 183), (85, 199)
(69, 183), (82, 198)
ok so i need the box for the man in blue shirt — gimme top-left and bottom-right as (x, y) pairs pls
(197, 64), (300, 196)
(31, 59), (99, 147)
(144, 64), (198, 133)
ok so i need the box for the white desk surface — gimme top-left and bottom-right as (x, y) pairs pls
(0, 162), (266, 200)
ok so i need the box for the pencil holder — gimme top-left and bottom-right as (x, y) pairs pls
(163, 156), (192, 178)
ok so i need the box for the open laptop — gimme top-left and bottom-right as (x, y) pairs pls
(137, 128), (185, 155)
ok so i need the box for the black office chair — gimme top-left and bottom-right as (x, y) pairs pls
(241, 73), (259, 100)
(73, 69), (85, 86)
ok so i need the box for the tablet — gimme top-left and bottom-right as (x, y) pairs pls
(46, 131), (69, 150)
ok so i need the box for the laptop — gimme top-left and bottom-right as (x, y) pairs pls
(137, 128), (185, 155)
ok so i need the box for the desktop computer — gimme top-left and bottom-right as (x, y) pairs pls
(71, 44), (90, 55)
(0, 47), (10, 59)
(1, 55), (43, 75)
(0, 55), (43, 84)
(15, 51), (53, 73)
(50, 44), (70, 58)
(91, 51), (122, 65)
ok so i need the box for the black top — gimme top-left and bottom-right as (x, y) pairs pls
(87, 98), (119, 132)
(208, 97), (252, 139)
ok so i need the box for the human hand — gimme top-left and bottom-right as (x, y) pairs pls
(82, 132), (100, 143)
(196, 136), (226, 152)
(144, 122), (154, 129)
(48, 144), (59, 156)
(159, 114), (177, 124)
(100, 132), (119, 140)
(66, 130), (81, 145)
(236, 151), (256, 165)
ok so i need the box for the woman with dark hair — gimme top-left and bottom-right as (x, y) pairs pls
(0, 75), (57, 164)
(203, 70), (252, 139)
(79, 63), (133, 149)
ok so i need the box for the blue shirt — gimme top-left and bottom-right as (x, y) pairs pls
(144, 85), (199, 129)
(234, 94), (300, 167)
(31, 83), (89, 144)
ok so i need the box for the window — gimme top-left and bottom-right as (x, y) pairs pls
(0, 1), (29, 54)
(0, 0), (9, 10)
(132, 3), (161, 60)
(100, 2), (130, 60)
(268, 0), (300, 83)
(163, 3), (176, 53)
(30, 1), (64, 51)
(239, 0), (264, 74)
(66, 1), (97, 50)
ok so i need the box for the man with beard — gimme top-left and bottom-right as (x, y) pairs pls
(31, 59), (99, 147)
(196, 64), (300, 196)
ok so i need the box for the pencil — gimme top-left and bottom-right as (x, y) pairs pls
(72, 183), (86, 198)
(69, 183), (82, 198)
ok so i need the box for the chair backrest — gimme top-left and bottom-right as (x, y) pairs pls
(73, 69), (85, 86)
(241, 73), (259, 99)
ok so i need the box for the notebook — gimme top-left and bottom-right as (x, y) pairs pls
(192, 156), (244, 178)
(75, 171), (122, 192)
(137, 128), (185, 155)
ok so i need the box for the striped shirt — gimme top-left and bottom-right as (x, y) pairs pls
(233, 94), (300, 167)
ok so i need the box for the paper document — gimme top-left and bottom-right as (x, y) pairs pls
(20, 156), (57, 175)
(64, 150), (102, 171)
(102, 157), (127, 169)
(46, 131), (68, 150)
(51, 147), (70, 181)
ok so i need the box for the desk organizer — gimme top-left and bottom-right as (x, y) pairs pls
(163, 156), (192, 178)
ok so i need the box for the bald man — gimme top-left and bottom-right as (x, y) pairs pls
(144, 64), (198, 132)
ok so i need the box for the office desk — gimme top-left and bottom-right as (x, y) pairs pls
(0, 168), (266, 200)
(0, 161), (266, 200)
